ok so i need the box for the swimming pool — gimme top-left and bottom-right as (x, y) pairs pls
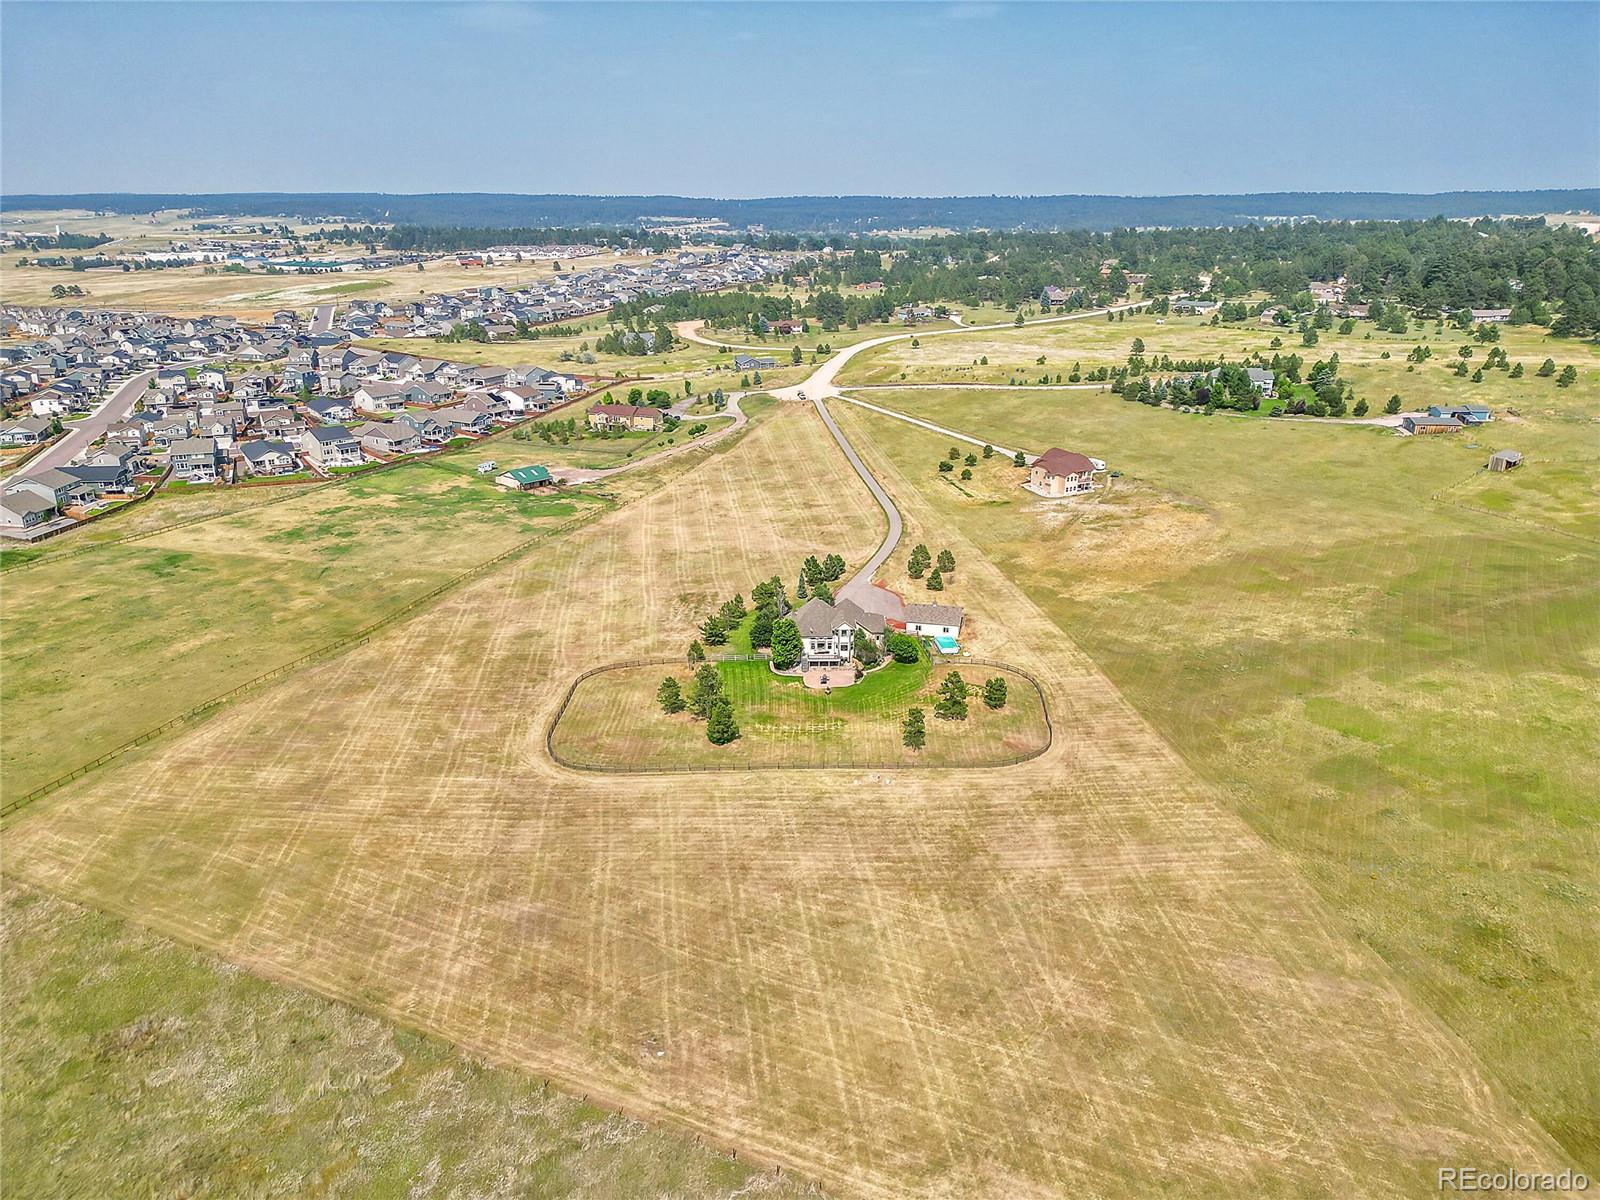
(933, 635), (961, 654)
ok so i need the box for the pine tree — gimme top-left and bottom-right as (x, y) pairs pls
(925, 569), (943, 591)
(657, 676), (685, 714)
(982, 677), (1008, 709)
(1013, 449), (1027, 467)
(706, 696), (740, 745)
(689, 665), (722, 718)
(1558, 365), (1577, 387)
(936, 549), (955, 575)
(750, 607), (774, 649)
(1537, 358), (1556, 377)
(700, 615), (728, 645)
(687, 640), (705, 663)
(902, 707), (926, 749)
(982, 444), (994, 458)
(770, 618), (803, 670)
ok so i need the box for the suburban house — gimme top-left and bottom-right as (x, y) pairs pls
(397, 411), (450, 443)
(434, 405), (493, 435)
(792, 597), (887, 669)
(302, 425), (364, 467)
(353, 381), (408, 412)
(353, 421), (422, 456)
(1028, 447), (1097, 497)
(1469, 308), (1512, 323)
(5, 467), (78, 508)
(304, 396), (355, 423)
(495, 464), (554, 491)
(0, 415), (53, 446)
(903, 602), (964, 640)
(1040, 285), (1073, 308)
(1402, 414), (1463, 435)
(169, 436), (223, 481)
(0, 489), (59, 531)
(240, 439), (300, 476)
(587, 402), (663, 432)
(733, 354), (776, 372)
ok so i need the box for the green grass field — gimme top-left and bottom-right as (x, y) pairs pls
(551, 654), (1046, 770)
(1, 883), (810, 1200)
(828, 377), (1600, 1171)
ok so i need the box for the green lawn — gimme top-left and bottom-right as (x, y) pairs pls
(0, 882), (810, 1200)
(550, 651), (1046, 771)
(831, 381), (1600, 1172)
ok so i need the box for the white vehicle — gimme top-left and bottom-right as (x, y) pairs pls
(476, 460), (496, 475)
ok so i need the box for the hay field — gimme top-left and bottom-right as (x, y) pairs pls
(4, 395), (1568, 1196)
(1, 882), (808, 1200)
(0, 460), (605, 797)
(827, 379), (1600, 1172)
(551, 659), (1047, 770)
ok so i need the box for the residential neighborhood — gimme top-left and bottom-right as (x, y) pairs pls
(0, 301), (602, 538)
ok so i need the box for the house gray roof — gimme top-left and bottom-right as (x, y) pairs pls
(792, 597), (886, 638)
(1, 491), (57, 518)
(904, 603), (964, 628)
(168, 437), (219, 457)
(241, 439), (296, 462)
(305, 425), (356, 445)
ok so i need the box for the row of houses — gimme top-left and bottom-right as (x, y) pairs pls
(328, 246), (799, 340)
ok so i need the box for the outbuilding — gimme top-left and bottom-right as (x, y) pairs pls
(1487, 449), (1523, 472)
(495, 464), (554, 491)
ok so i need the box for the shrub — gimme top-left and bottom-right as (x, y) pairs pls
(982, 677), (1008, 709)
(657, 676), (685, 714)
(886, 632), (921, 663)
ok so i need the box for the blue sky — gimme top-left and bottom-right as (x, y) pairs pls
(3, 1), (1596, 197)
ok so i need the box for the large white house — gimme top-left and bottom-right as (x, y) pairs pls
(792, 598), (886, 668)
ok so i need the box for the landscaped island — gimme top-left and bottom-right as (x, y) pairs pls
(549, 654), (1047, 771)
(550, 556), (1047, 770)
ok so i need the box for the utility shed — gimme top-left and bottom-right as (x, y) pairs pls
(1487, 450), (1523, 472)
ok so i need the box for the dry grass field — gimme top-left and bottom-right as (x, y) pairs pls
(0, 256), (636, 318)
(551, 658), (1047, 770)
(826, 370), (1600, 1172)
(355, 332), (812, 394)
(838, 307), (1595, 404)
(2, 882), (810, 1200)
(0, 459), (607, 798)
(4, 394), (1572, 1196)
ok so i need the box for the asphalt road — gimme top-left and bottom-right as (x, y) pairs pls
(310, 304), (336, 335)
(4, 368), (156, 485)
